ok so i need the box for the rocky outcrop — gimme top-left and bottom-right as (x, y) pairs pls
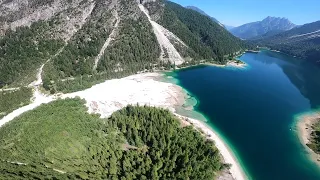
(0, 0), (96, 39)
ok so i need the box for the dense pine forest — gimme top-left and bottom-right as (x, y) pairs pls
(146, 1), (246, 63)
(0, 21), (64, 87)
(253, 21), (320, 65)
(0, 98), (227, 179)
(0, 87), (32, 119)
(97, 0), (161, 74)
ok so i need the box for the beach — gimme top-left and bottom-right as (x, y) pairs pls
(208, 61), (247, 69)
(175, 113), (246, 180)
(63, 72), (246, 180)
(0, 72), (246, 180)
(297, 111), (320, 165)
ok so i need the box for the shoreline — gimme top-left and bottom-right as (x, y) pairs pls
(296, 111), (320, 166)
(0, 72), (247, 179)
(175, 60), (248, 71)
(160, 72), (248, 180)
(207, 61), (247, 69)
(174, 113), (247, 180)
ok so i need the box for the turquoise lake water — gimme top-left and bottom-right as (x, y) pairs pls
(167, 51), (320, 179)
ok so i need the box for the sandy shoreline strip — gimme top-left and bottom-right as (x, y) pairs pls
(207, 61), (247, 69)
(175, 113), (247, 180)
(1, 72), (247, 180)
(296, 111), (320, 166)
(176, 61), (248, 71)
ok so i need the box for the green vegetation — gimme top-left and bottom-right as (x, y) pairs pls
(267, 41), (320, 65)
(1, 0), (248, 93)
(151, 1), (245, 63)
(45, 2), (114, 80)
(43, 0), (162, 93)
(97, 0), (161, 73)
(0, 98), (226, 179)
(53, 72), (132, 93)
(97, 17), (161, 74)
(307, 119), (320, 154)
(0, 87), (33, 119)
(0, 21), (64, 87)
(253, 21), (320, 66)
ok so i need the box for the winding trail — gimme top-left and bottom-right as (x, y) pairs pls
(0, 47), (66, 127)
(93, 1), (120, 71)
(0, 87), (20, 92)
(138, 4), (184, 65)
(28, 46), (65, 102)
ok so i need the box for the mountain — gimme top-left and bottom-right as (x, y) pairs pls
(230, 16), (296, 39)
(225, 25), (235, 31)
(254, 20), (320, 65)
(251, 29), (286, 40)
(185, 6), (224, 27)
(0, 1), (245, 178)
(0, 0), (245, 92)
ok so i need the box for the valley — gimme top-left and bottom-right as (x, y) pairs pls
(1, 0), (320, 179)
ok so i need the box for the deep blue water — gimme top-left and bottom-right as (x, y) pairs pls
(169, 51), (320, 180)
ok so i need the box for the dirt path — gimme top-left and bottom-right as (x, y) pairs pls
(0, 87), (20, 92)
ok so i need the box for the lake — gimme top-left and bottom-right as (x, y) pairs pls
(166, 51), (320, 180)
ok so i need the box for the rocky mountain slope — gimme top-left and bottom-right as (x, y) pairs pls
(0, 0), (245, 92)
(230, 16), (296, 39)
(254, 20), (320, 65)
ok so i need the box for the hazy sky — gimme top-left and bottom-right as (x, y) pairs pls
(170, 0), (320, 27)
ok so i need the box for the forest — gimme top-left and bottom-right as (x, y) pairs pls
(0, 21), (64, 87)
(42, 0), (162, 93)
(253, 21), (320, 66)
(1, 0), (249, 93)
(0, 87), (32, 119)
(47, 1), (114, 80)
(266, 41), (320, 66)
(154, 1), (246, 63)
(0, 98), (227, 179)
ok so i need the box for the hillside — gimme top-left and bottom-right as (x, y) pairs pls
(0, 98), (226, 179)
(230, 16), (296, 39)
(254, 21), (320, 65)
(185, 6), (224, 27)
(0, 0), (245, 93)
(145, 1), (245, 61)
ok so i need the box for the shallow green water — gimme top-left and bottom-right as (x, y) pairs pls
(167, 51), (320, 180)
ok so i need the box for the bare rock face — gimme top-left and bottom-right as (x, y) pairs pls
(0, 0), (95, 38)
(138, 0), (157, 4)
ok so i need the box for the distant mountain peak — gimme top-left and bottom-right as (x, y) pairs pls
(262, 16), (290, 22)
(230, 17), (296, 39)
(263, 16), (275, 21)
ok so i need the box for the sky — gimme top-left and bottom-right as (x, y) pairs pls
(170, 0), (320, 27)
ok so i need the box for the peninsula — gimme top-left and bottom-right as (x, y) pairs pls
(297, 111), (320, 165)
